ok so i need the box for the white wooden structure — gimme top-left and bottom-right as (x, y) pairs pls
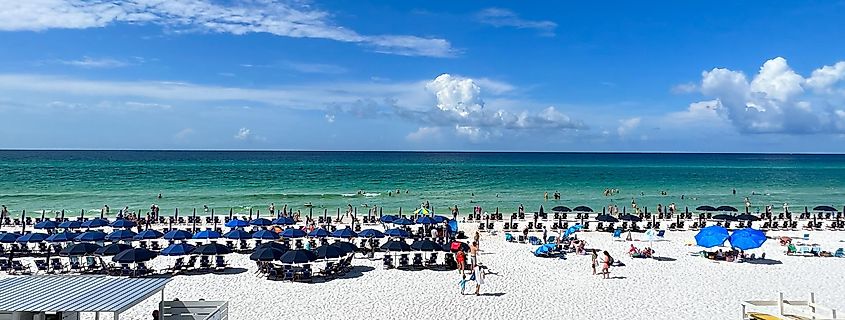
(160, 300), (228, 320)
(741, 292), (839, 319)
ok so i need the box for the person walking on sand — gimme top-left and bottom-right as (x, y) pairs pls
(601, 251), (613, 279)
(591, 250), (598, 275)
(469, 241), (479, 269)
(456, 249), (466, 275)
(472, 264), (486, 296)
(474, 230), (481, 250)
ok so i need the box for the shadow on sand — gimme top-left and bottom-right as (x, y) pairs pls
(744, 259), (783, 265)
(653, 256), (677, 262)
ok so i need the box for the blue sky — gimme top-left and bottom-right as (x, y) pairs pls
(1, 1), (845, 152)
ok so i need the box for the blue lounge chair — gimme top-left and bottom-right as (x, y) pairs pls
(656, 230), (666, 238)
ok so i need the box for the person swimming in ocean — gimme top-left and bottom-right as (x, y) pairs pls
(157, 193), (162, 199)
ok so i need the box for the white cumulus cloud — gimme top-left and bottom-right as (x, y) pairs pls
(0, 0), (455, 57)
(405, 126), (442, 142)
(693, 57), (845, 134)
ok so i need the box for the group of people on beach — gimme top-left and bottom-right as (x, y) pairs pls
(456, 230), (492, 296)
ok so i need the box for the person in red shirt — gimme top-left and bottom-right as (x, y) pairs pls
(456, 250), (466, 275)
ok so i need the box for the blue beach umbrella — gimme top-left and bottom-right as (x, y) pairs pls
(250, 218), (273, 227)
(225, 218), (249, 228)
(359, 229), (385, 238)
(280, 228), (306, 239)
(106, 229), (137, 241)
(75, 230), (107, 242)
(0, 232), (21, 243)
(58, 220), (82, 229)
(112, 248), (157, 263)
(384, 228), (410, 238)
(279, 249), (317, 264)
(59, 242), (101, 256)
(416, 216), (436, 225)
(193, 229), (221, 240)
(331, 242), (357, 254)
(252, 229), (280, 240)
(595, 214), (619, 222)
(81, 218), (110, 228)
(133, 229), (164, 240)
(250, 247), (285, 261)
(163, 229), (193, 241)
(379, 215), (397, 223)
(308, 228), (330, 238)
(194, 243), (231, 255)
(46, 231), (79, 243)
(110, 219), (137, 229)
(272, 216), (295, 225)
(380, 240), (411, 252)
(224, 229), (252, 240)
(534, 243), (557, 256)
(314, 245), (345, 259)
(161, 243), (196, 256)
(391, 218), (414, 226)
(34, 220), (59, 229)
(331, 228), (357, 238)
(729, 228), (767, 250)
(411, 239), (440, 251)
(695, 225), (729, 248)
(563, 224), (583, 238)
(16, 233), (48, 243)
(257, 241), (288, 252)
(96, 243), (133, 256)
(432, 215), (448, 223)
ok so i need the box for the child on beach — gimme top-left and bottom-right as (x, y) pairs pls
(602, 251), (612, 279)
(591, 250), (598, 275)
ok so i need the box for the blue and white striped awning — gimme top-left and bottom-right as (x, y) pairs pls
(0, 275), (170, 313)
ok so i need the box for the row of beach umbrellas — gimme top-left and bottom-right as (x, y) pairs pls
(694, 225), (767, 250)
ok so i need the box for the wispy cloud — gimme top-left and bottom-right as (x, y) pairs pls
(0, 0), (455, 57)
(55, 56), (131, 68)
(475, 8), (557, 37)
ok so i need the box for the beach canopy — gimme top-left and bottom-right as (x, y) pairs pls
(534, 243), (557, 256)
(391, 218), (414, 226)
(81, 218), (110, 228)
(413, 207), (430, 216)
(110, 219), (137, 228)
(16, 233), (48, 243)
(813, 205), (837, 212)
(384, 228), (410, 238)
(308, 228), (330, 238)
(595, 214), (619, 223)
(249, 218), (273, 227)
(225, 218), (249, 228)
(573, 206), (593, 212)
(34, 219), (59, 229)
(711, 214), (737, 221)
(195, 243), (231, 255)
(0, 232), (21, 243)
(106, 229), (137, 241)
(252, 229), (280, 240)
(619, 214), (642, 222)
(46, 231), (79, 243)
(163, 229), (194, 241)
(250, 247), (284, 261)
(415, 216), (437, 225)
(695, 225), (729, 248)
(96, 243), (133, 256)
(331, 242), (357, 254)
(315, 245), (345, 259)
(331, 228), (357, 238)
(381, 240), (411, 252)
(193, 229), (221, 240)
(113, 248), (157, 263)
(58, 220), (82, 229)
(410, 239), (440, 252)
(735, 214), (760, 221)
(280, 228), (306, 239)
(359, 229), (385, 238)
(551, 206), (571, 212)
(729, 228), (767, 250)
(133, 229), (164, 240)
(696, 205), (717, 212)
(59, 242), (101, 256)
(272, 216), (295, 225)
(279, 249), (317, 264)
(379, 215), (397, 223)
(716, 206), (738, 212)
(223, 229), (251, 240)
(161, 243), (196, 256)
(75, 230), (107, 242)
(563, 224), (583, 238)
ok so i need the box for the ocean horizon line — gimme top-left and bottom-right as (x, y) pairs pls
(2, 148), (845, 156)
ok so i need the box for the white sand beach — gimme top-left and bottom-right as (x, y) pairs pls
(4, 224), (843, 319)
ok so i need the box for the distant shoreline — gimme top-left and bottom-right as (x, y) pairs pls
(1, 149), (845, 155)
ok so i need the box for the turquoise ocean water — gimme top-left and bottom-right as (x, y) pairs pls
(0, 151), (844, 217)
